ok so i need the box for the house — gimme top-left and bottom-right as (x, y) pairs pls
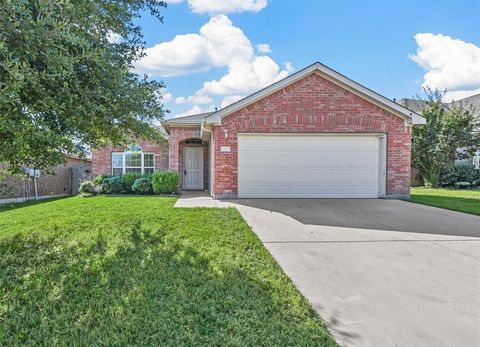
(92, 62), (426, 199)
(0, 156), (92, 204)
(398, 93), (480, 165)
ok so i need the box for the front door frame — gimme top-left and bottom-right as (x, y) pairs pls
(183, 146), (204, 190)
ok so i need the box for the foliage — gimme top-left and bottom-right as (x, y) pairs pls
(0, 197), (336, 346)
(122, 172), (151, 192)
(79, 180), (96, 194)
(0, 0), (169, 173)
(102, 176), (124, 194)
(410, 188), (480, 216)
(93, 175), (109, 185)
(0, 169), (15, 197)
(152, 171), (179, 194)
(131, 178), (152, 194)
(439, 164), (480, 187)
(412, 89), (480, 187)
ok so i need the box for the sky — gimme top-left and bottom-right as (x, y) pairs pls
(128, 0), (480, 119)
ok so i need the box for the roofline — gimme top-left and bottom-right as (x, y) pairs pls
(205, 61), (426, 125)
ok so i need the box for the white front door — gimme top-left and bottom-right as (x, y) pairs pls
(183, 147), (204, 190)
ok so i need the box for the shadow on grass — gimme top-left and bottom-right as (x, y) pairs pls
(0, 222), (336, 346)
(0, 196), (69, 213)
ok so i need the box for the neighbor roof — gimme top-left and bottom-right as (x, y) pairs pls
(205, 62), (426, 125)
(398, 93), (480, 125)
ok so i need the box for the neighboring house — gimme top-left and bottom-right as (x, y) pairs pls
(92, 62), (425, 199)
(398, 93), (480, 165)
(0, 156), (92, 204)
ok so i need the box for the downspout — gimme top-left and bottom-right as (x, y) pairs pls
(201, 120), (214, 196)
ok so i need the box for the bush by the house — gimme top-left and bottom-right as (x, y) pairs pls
(79, 181), (96, 194)
(439, 164), (480, 187)
(102, 176), (124, 194)
(122, 172), (152, 192)
(152, 171), (179, 194)
(132, 178), (153, 194)
(93, 175), (109, 185)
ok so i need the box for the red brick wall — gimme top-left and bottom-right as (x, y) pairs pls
(92, 140), (168, 176)
(168, 127), (209, 190)
(213, 72), (412, 198)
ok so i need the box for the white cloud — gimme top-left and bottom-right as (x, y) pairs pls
(409, 33), (480, 101)
(188, 0), (267, 14)
(162, 92), (173, 103)
(221, 95), (244, 108)
(284, 61), (295, 74)
(162, 0), (267, 13)
(175, 96), (186, 104)
(107, 31), (122, 44)
(199, 56), (289, 97)
(174, 105), (213, 118)
(134, 15), (253, 77)
(138, 15), (291, 114)
(257, 43), (271, 53)
(187, 94), (214, 105)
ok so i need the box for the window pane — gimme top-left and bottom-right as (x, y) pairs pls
(125, 168), (141, 173)
(112, 153), (123, 167)
(112, 168), (123, 175)
(144, 153), (154, 167)
(144, 168), (154, 174)
(125, 153), (141, 167)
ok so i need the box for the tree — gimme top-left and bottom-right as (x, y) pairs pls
(412, 89), (480, 187)
(0, 0), (168, 172)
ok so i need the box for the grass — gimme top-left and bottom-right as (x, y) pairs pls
(0, 196), (336, 346)
(410, 187), (480, 216)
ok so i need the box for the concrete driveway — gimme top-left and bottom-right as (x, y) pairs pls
(176, 194), (480, 346)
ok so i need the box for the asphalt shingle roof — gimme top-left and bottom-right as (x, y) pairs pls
(164, 112), (214, 125)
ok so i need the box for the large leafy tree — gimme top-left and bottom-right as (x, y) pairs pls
(0, 0), (167, 172)
(412, 89), (479, 187)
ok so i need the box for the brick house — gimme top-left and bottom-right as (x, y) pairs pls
(92, 62), (425, 199)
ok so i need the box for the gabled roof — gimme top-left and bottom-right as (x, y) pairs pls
(205, 62), (426, 125)
(163, 112), (213, 128)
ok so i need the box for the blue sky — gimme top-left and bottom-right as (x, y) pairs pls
(131, 0), (480, 119)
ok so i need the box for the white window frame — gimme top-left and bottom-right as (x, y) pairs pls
(111, 152), (155, 174)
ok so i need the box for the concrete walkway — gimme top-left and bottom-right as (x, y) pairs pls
(175, 193), (480, 347)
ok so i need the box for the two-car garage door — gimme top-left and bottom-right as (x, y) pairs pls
(237, 134), (385, 198)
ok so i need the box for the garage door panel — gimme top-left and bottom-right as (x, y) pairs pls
(239, 168), (379, 183)
(239, 152), (378, 168)
(238, 134), (382, 198)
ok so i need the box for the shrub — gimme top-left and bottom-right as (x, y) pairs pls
(122, 172), (140, 192)
(152, 171), (179, 194)
(79, 181), (96, 194)
(93, 175), (109, 185)
(102, 176), (124, 194)
(132, 178), (153, 195)
(122, 172), (152, 192)
(439, 164), (480, 187)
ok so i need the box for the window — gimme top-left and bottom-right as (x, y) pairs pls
(184, 139), (203, 145)
(111, 144), (155, 174)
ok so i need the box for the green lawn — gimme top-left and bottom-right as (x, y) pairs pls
(0, 196), (336, 346)
(410, 188), (480, 216)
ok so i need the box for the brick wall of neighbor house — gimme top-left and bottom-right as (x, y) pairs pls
(0, 157), (92, 202)
(92, 140), (168, 176)
(168, 127), (209, 190)
(213, 73), (412, 198)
